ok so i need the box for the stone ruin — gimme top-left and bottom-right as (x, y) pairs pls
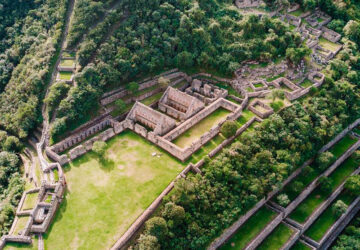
(269, 77), (301, 100)
(249, 80), (268, 91)
(282, 14), (302, 27)
(321, 26), (341, 43)
(248, 100), (274, 119)
(235, 0), (264, 9)
(159, 87), (205, 121)
(185, 79), (228, 105)
(126, 102), (176, 136)
(305, 10), (332, 28)
(308, 71), (325, 85)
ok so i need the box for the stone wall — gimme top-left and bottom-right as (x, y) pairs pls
(248, 100), (274, 119)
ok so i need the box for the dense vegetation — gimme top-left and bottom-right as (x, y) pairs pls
(0, 0), (67, 138)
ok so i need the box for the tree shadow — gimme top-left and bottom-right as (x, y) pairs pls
(99, 157), (115, 172)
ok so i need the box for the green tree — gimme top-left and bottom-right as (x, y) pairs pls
(277, 194), (290, 207)
(316, 152), (335, 171)
(345, 176), (360, 195)
(318, 176), (333, 194)
(127, 82), (139, 95)
(332, 200), (348, 217)
(221, 121), (238, 138)
(145, 217), (168, 240)
(115, 99), (127, 114)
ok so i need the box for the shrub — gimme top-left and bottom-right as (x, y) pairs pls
(316, 152), (335, 171)
(277, 194), (290, 207)
(221, 120), (238, 138)
(345, 176), (360, 195)
(318, 176), (333, 194)
(270, 100), (284, 112)
(332, 200), (348, 217)
(145, 217), (168, 240)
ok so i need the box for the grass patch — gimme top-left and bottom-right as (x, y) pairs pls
(289, 156), (358, 223)
(172, 108), (230, 148)
(44, 130), (185, 249)
(62, 51), (75, 58)
(215, 82), (241, 97)
(246, 87), (254, 92)
(220, 207), (276, 250)
(12, 216), (30, 235)
(236, 109), (256, 127)
(290, 9), (305, 17)
(266, 72), (285, 82)
(59, 59), (75, 67)
(53, 169), (59, 182)
(305, 191), (355, 241)
(188, 134), (226, 164)
(22, 192), (38, 210)
(329, 135), (357, 158)
(291, 241), (312, 250)
(270, 100), (284, 112)
(58, 71), (73, 80)
(140, 92), (163, 106)
(109, 103), (132, 117)
(319, 38), (342, 53)
(254, 83), (265, 88)
(257, 223), (294, 250)
(300, 79), (313, 88)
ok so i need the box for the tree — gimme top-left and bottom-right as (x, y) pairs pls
(136, 234), (160, 250)
(176, 51), (193, 68)
(332, 200), (348, 217)
(277, 194), (290, 207)
(92, 141), (107, 158)
(318, 176), (333, 194)
(3, 136), (22, 152)
(344, 20), (360, 46)
(158, 77), (170, 89)
(127, 82), (139, 95)
(144, 217), (168, 240)
(115, 99), (127, 114)
(221, 121), (238, 138)
(316, 152), (335, 171)
(290, 181), (304, 194)
(162, 202), (185, 227)
(345, 176), (360, 195)
(286, 47), (311, 66)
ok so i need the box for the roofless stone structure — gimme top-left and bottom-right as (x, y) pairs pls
(159, 87), (205, 121)
(126, 102), (176, 136)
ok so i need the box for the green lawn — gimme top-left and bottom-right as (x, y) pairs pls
(289, 9), (305, 17)
(59, 59), (75, 67)
(22, 192), (38, 210)
(329, 135), (357, 158)
(266, 72), (285, 82)
(58, 71), (73, 80)
(236, 109), (255, 127)
(43, 130), (185, 249)
(300, 79), (313, 88)
(257, 223), (294, 250)
(291, 241), (311, 250)
(319, 38), (342, 53)
(289, 156), (358, 223)
(304, 192), (355, 241)
(172, 108), (231, 148)
(220, 207), (276, 250)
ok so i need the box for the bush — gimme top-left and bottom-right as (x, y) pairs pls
(332, 200), (348, 217)
(345, 176), (360, 195)
(270, 100), (284, 112)
(318, 176), (333, 194)
(145, 217), (168, 240)
(316, 152), (335, 171)
(220, 121), (238, 138)
(277, 194), (290, 207)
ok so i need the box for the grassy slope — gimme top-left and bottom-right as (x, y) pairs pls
(44, 130), (185, 249)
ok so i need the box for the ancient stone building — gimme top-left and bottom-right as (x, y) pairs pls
(159, 87), (205, 120)
(126, 102), (176, 135)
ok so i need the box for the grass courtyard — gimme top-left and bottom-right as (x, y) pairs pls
(319, 38), (342, 53)
(43, 130), (185, 249)
(21, 192), (38, 210)
(172, 108), (231, 148)
(220, 206), (276, 250)
(59, 59), (75, 67)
